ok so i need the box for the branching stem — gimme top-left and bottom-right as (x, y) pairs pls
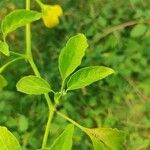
(56, 110), (85, 131)
(26, 0), (55, 149)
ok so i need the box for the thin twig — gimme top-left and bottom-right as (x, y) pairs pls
(94, 19), (150, 43)
(125, 77), (149, 102)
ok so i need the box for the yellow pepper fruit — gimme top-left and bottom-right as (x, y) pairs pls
(42, 5), (63, 28)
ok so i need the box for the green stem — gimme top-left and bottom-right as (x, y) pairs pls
(26, 0), (32, 56)
(56, 111), (85, 130)
(61, 80), (65, 93)
(28, 58), (55, 149)
(26, 0), (40, 77)
(42, 109), (55, 148)
(25, 0), (55, 149)
(44, 94), (53, 110)
(35, 0), (44, 7)
(28, 58), (41, 77)
(0, 57), (24, 74)
(10, 51), (25, 57)
(3, 35), (6, 42)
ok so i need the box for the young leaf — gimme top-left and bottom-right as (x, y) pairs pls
(0, 41), (9, 56)
(16, 75), (51, 95)
(59, 33), (88, 80)
(84, 128), (125, 150)
(0, 126), (21, 150)
(1, 9), (42, 36)
(49, 124), (74, 150)
(67, 66), (114, 90)
(130, 24), (147, 38)
(0, 75), (8, 90)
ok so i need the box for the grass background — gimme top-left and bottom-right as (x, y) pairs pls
(0, 0), (150, 149)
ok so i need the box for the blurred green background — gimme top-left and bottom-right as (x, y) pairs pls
(0, 0), (150, 149)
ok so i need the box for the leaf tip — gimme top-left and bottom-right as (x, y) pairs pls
(77, 33), (89, 46)
(110, 68), (115, 74)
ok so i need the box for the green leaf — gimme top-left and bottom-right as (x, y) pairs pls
(59, 33), (88, 80)
(1, 9), (42, 36)
(0, 126), (21, 150)
(67, 66), (114, 90)
(0, 41), (9, 56)
(0, 75), (8, 90)
(18, 115), (28, 132)
(16, 75), (51, 95)
(130, 24), (147, 38)
(49, 124), (74, 150)
(84, 128), (125, 150)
